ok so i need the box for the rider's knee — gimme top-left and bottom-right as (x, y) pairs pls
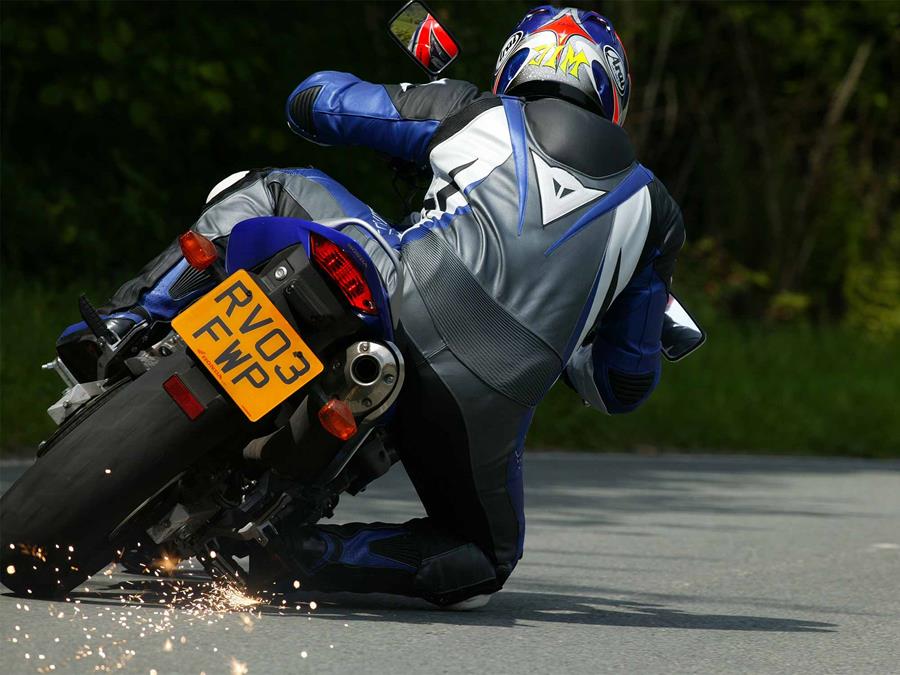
(414, 540), (514, 607)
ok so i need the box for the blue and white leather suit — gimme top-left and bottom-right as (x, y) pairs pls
(100, 71), (684, 605)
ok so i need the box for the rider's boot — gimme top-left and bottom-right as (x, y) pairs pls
(56, 252), (218, 382)
(247, 518), (502, 608)
(56, 307), (153, 382)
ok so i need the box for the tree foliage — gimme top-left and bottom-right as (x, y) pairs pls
(2, 1), (898, 333)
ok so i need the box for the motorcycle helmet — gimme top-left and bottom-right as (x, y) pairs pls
(493, 6), (631, 125)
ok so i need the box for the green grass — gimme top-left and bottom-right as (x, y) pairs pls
(1, 279), (110, 453)
(390, 4), (428, 45)
(2, 281), (898, 458)
(530, 319), (900, 458)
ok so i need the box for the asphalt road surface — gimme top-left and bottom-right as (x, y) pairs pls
(1, 452), (898, 674)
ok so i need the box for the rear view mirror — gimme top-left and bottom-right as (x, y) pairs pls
(389, 1), (460, 77)
(661, 294), (706, 362)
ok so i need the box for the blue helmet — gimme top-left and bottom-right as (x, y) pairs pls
(493, 6), (631, 125)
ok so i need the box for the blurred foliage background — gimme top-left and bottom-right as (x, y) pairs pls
(1, 1), (898, 456)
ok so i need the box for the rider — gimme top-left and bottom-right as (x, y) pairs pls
(59, 6), (684, 608)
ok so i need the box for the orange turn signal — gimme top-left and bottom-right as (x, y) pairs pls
(179, 231), (218, 270)
(317, 398), (357, 441)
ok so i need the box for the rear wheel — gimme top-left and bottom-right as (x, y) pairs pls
(0, 351), (250, 598)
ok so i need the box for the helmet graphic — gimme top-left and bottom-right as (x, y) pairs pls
(493, 6), (631, 125)
(408, 13), (459, 73)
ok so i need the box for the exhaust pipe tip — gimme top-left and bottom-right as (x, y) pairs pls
(349, 354), (382, 387)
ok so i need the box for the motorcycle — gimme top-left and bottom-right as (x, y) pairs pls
(0, 1), (705, 600)
(1, 212), (410, 598)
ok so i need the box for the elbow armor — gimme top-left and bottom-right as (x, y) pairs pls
(287, 84), (323, 138)
(600, 366), (659, 413)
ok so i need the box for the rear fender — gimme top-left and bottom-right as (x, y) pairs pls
(225, 216), (393, 339)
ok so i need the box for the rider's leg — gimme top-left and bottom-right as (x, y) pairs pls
(103, 167), (395, 313)
(261, 341), (532, 608)
(251, 228), (541, 607)
(398, 344), (532, 601)
(57, 169), (276, 379)
(58, 168), (394, 378)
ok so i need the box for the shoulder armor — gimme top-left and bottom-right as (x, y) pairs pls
(426, 95), (503, 156)
(525, 99), (635, 178)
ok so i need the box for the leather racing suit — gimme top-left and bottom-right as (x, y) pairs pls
(96, 71), (684, 606)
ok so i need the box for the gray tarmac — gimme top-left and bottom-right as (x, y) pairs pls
(1, 452), (899, 674)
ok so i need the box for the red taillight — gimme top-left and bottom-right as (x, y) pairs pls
(317, 398), (357, 441)
(179, 231), (218, 270)
(163, 375), (205, 420)
(309, 233), (377, 315)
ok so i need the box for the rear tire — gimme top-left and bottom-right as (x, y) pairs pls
(0, 351), (250, 598)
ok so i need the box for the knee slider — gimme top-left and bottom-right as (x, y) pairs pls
(414, 542), (501, 607)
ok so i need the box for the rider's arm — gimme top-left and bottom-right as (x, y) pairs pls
(564, 263), (668, 413)
(285, 71), (481, 164)
(564, 180), (684, 414)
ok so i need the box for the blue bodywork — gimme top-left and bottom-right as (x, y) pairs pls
(60, 217), (395, 346)
(226, 216), (394, 340)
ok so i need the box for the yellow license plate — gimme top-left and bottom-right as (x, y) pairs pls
(172, 269), (324, 421)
